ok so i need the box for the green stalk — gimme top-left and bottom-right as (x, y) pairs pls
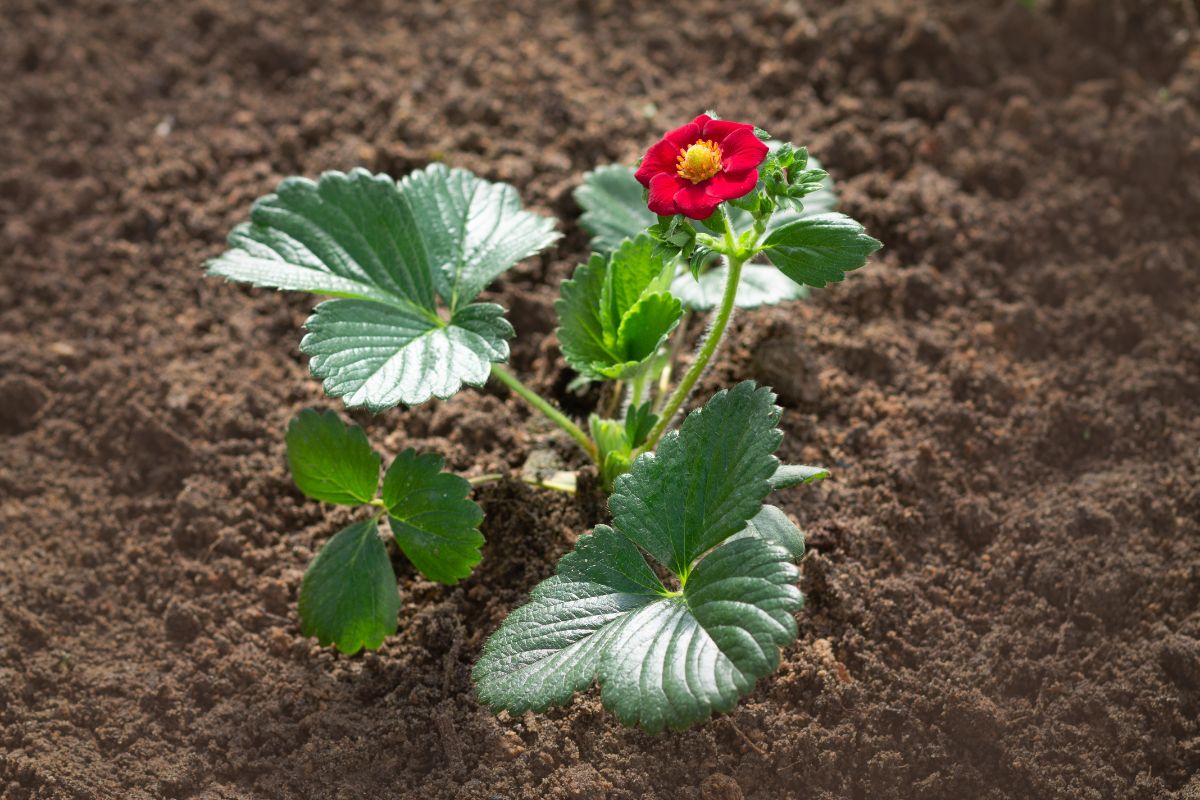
(640, 252), (746, 451)
(490, 363), (599, 462)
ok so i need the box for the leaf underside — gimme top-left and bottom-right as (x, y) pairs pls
(382, 448), (485, 585)
(474, 381), (806, 732)
(299, 519), (399, 655)
(208, 165), (559, 410)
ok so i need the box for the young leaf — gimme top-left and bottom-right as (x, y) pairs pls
(624, 401), (658, 449)
(762, 213), (883, 288)
(574, 165), (657, 254)
(382, 449), (484, 585)
(474, 381), (803, 732)
(555, 235), (682, 380)
(207, 166), (559, 410)
(770, 464), (831, 490)
(298, 519), (399, 654)
(286, 409), (381, 505)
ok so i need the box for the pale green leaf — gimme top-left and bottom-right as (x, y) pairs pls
(207, 166), (558, 409)
(382, 449), (484, 585)
(671, 263), (810, 311)
(574, 165), (656, 254)
(769, 464), (831, 491)
(298, 519), (399, 654)
(285, 409), (381, 505)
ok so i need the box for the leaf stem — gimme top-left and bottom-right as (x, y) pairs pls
(467, 472), (577, 494)
(490, 363), (599, 462)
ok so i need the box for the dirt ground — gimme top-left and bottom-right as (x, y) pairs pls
(2, 0), (1199, 798)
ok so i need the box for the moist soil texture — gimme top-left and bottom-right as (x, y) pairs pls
(2, 0), (1199, 798)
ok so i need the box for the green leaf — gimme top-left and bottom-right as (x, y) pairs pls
(382, 449), (484, 585)
(574, 165), (657, 253)
(286, 409), (381, 505)
(473, 526), (664, 714)
(555, 235), (682, 380)
(597, 535), (801, 732)
(740, 504), (806, 559)
(207, 166), (558, 410)
(762, 213), (883, 288)
(301, 299), (512, 411)
(769, 464), (831, 491)
(624, 401), (657, 449)
(609, 381), (782, 577)
(298, 519), (399, 654)
(475, 381), (802, 731)
(671, 263), (809, 311)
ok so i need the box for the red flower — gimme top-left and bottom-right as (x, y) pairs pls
(634, 114), (769, 220)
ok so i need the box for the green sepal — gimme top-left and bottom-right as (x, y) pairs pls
(298, 519), (400, 655)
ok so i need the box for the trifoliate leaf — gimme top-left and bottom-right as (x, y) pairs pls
(670, 263), (810, 311)
(382, 448), (484, 585)
(769, 464), (831, 490)
(575, 165), (657, 253)
(762, 213), (883, 288)
(609, 381), (782, 577)
(298, 519), (399, 654)
(475, 381), (802, 732)
(207, 166), (558, 410)
(286, 409), (381, 505)
(555, 235), (682, 380)
(597, 534), (801, 732)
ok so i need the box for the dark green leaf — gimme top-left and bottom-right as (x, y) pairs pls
(739, 504), (806, 559)
(208, 166), (558, 409)
(382, 449), (484, 585)
(298, 519), (399, 654)
(763, 213), (883, 288)
(286, 409), (380, 505)
(624, 401), (658, 449)
(598, 534), (801, 732)
(609, 381), (782, 576)
(769, 464), (831, 490)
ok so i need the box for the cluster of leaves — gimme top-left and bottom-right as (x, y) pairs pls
(207, 123), (880, 731)
(475, 382), (828, 731)
(286, 409), (483, 653)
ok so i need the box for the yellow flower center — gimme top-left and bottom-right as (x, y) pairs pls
(676, 140), (722, 183)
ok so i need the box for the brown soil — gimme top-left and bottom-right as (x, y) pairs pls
(2, 0), (1199, 798)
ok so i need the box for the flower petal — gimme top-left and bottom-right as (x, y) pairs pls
(718, 129), (769, 173)
(706, 168), (759, 202)
(663, 121), (702, 150)
(635, 138), (682, 187)
(647, 173), (685, 216)
(675, 181), (721, 220)
(701, 117), (756, 144)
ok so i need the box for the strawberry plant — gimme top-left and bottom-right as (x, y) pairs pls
(206, 113), (880, 729)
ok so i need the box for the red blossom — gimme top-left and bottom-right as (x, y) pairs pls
(634, 114), (769, 220)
